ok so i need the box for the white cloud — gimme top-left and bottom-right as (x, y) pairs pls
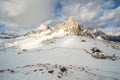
(93, 6), (120, 28)
(59, 0), (102, 25)
(102, 0), (114, 9)
(0, 0), (120, 33)
(0, 0), (57, 27)
(59, 0), (120, 30)
(1, 0), (26, 17)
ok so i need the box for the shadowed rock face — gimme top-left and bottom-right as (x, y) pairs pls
(53, 16), (94, 38)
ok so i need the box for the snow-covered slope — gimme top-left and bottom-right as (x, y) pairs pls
(0, 16), (120, 80)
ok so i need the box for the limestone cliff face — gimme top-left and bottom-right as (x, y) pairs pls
(53, 16), (94, 38)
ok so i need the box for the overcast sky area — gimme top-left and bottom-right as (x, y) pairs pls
(0, 0), (120, 34)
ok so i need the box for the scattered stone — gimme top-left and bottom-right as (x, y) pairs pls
(81, 40), (86, 42)
(57, 75), (62, 78)
(25, 72), (29, 75)
(18, 52), (21, 54)
(112, 54), (116, 57)
(100, 54), (106, 59)
(48, 70), (54, 74)
(0, 70), (5, 73)
(33, 69), (37, 72)
(10, 70), (15, 73)
(39, 69), (43, 71)
(7, 69), (11, 71)
(60, 67), (67, 73)
(55, 64), (58, 68)
(41, 72), (44, 74)
(112, 58), (116, 61)
(81, 67), (85, 71)
(22, 49), (27, 51)
(91, 47), (102, 53)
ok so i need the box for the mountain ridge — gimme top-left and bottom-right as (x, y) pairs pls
(0, 32), (18, 39)
(23, 16), (120, 42)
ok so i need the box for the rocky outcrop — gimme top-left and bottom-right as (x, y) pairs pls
(53, 16), (94, 38)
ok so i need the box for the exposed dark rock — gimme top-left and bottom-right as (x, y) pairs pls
(48, 70), (54, 74)
(81, 40), (86, 42)
(22, 49), (27, 51)
(18, 52), (21, 54)
(91, 47), (102, 53)
(10, 70), (15, 73)
(59, 67), (67, 73)
(39, 69), (43, 71)
(57, 75), (62, 78)
(33, 69), (37, 72)
(0, 70), (5, 73)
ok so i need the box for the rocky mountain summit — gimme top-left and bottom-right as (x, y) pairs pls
(23, 16), (120, 42)
(24, 16), (94, 38)
(53, 16), (94, 38)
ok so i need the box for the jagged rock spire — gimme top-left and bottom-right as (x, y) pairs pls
(53, 16), (94, 38)
(54, 16), (82, 35)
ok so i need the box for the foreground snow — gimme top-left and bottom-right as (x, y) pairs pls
(0, 33), (120, 80)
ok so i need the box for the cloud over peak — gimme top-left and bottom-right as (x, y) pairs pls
(0, 0), (120, 33)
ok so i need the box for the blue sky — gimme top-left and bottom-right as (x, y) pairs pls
(0, 24), (6, 32)
(103, 0), (120, 28)
(112, 0), (120, 9)
(54, 0), (62, 17)
(0, 0), (120, 34)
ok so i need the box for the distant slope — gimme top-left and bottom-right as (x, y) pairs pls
(93, 29), (120, 42)
(0, 32), (18, 39)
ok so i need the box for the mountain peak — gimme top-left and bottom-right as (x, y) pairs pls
(24, 16), (94, 38)
(66, 16), (76, 24)
(54, 16), (82, 34)
(53, 16), (94, 38)
(64, 16), (79, 28)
